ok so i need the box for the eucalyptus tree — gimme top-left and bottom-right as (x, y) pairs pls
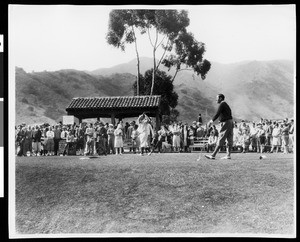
(106, 9), (211, 96)
(106, 10), (145, 95)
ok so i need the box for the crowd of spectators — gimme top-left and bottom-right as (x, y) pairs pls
(15, 116), (294, 157)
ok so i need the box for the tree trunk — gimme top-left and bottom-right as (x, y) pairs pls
(133, 26), (140, 96)
(136, 57), (140, 96)
(151, 48), (156, 95)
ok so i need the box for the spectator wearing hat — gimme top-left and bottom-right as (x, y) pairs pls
(65, 128), (76, 155)
(256, 123), (266, 153)
(85, 123), (95, 155)
(16, 126), (26, 156)
(170, 121), (181, 152)
(59, 126), (69, 155)
(281, 122), (290, 154)
(182, 122), (190, 152)
(96, 122), (108, 156)
(127, 121), (135, 153)
(270, 123), (282, 153)
(53, 125), (61, 155)
(76, 123), (85, 156)
(42, 127), (49, 156)
(117, 120), (125, 154)
(61, 126), (69, 140)
(131, 124), (139, 154)
(241, 130), (251, 153)
(188, 126), (194, 146)
(46, 127), (55, 156)
(154, 124), (170, 153)
(21, 126), (32, 156)
(190, 121), (198, 142)
(32, 125), (42, 156)
(106, 124), (115, 154)
(239, 121), (250, 135)
(124, 122), (130, 139)
(232, 123), (241, 151)
(28, 126), (34, 155)
(265, 121), (273, 152)
(196, 123), (205, 139)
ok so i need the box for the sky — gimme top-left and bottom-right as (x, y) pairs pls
(9, 4), (296, 73)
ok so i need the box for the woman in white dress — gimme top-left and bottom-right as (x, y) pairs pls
(114, 124), (124, 155)
(170, 122), (181, 152)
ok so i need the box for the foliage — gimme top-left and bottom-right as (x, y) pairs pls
(106, 10), (143, 95)
(106, 10), (136, 51)
(133, 69), (178, 115)
(162, 109), (180, 124)
(106, 9), (211, 95)
(162, 31), (211, 80)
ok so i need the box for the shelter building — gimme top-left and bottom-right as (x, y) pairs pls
(66, 95), (162, 128)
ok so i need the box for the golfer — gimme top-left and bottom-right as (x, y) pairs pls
(205, 94), (234, 160)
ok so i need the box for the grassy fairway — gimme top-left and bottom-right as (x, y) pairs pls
(15, 152), (294, 235)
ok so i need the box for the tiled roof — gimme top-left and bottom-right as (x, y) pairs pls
(66, 95), (161, 110)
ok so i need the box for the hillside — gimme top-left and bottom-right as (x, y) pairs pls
(173, 59), (294, 121)
(15, 58), (294, 125)
(89, 57), (294, 122)
(15, 68), (135, 125)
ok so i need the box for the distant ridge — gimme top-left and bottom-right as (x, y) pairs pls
(15, 58), (294, 125)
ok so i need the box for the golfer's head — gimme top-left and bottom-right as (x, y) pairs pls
(216, 94), (225, 103)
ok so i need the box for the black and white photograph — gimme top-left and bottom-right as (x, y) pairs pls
(8, 4), (296, 238)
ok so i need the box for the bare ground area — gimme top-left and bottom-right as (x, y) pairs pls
(14, 152), (295, 236)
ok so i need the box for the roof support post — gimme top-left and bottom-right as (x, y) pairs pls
(78, 117), (82, 124)
(111, 113), (116, 126)
(155, 111), (160, 131)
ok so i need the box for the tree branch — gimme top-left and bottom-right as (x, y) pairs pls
(147, 28), (154, 48)
(171, 69), (179, 82)
(156, 38), (170, 71)
(153, 28), (159, 51)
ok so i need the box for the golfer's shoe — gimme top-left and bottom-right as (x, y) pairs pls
(204, 155), (215, 159)
(220, 156), (231, 160)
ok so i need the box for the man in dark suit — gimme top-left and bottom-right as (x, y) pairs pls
(205, 94), (234, 160)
